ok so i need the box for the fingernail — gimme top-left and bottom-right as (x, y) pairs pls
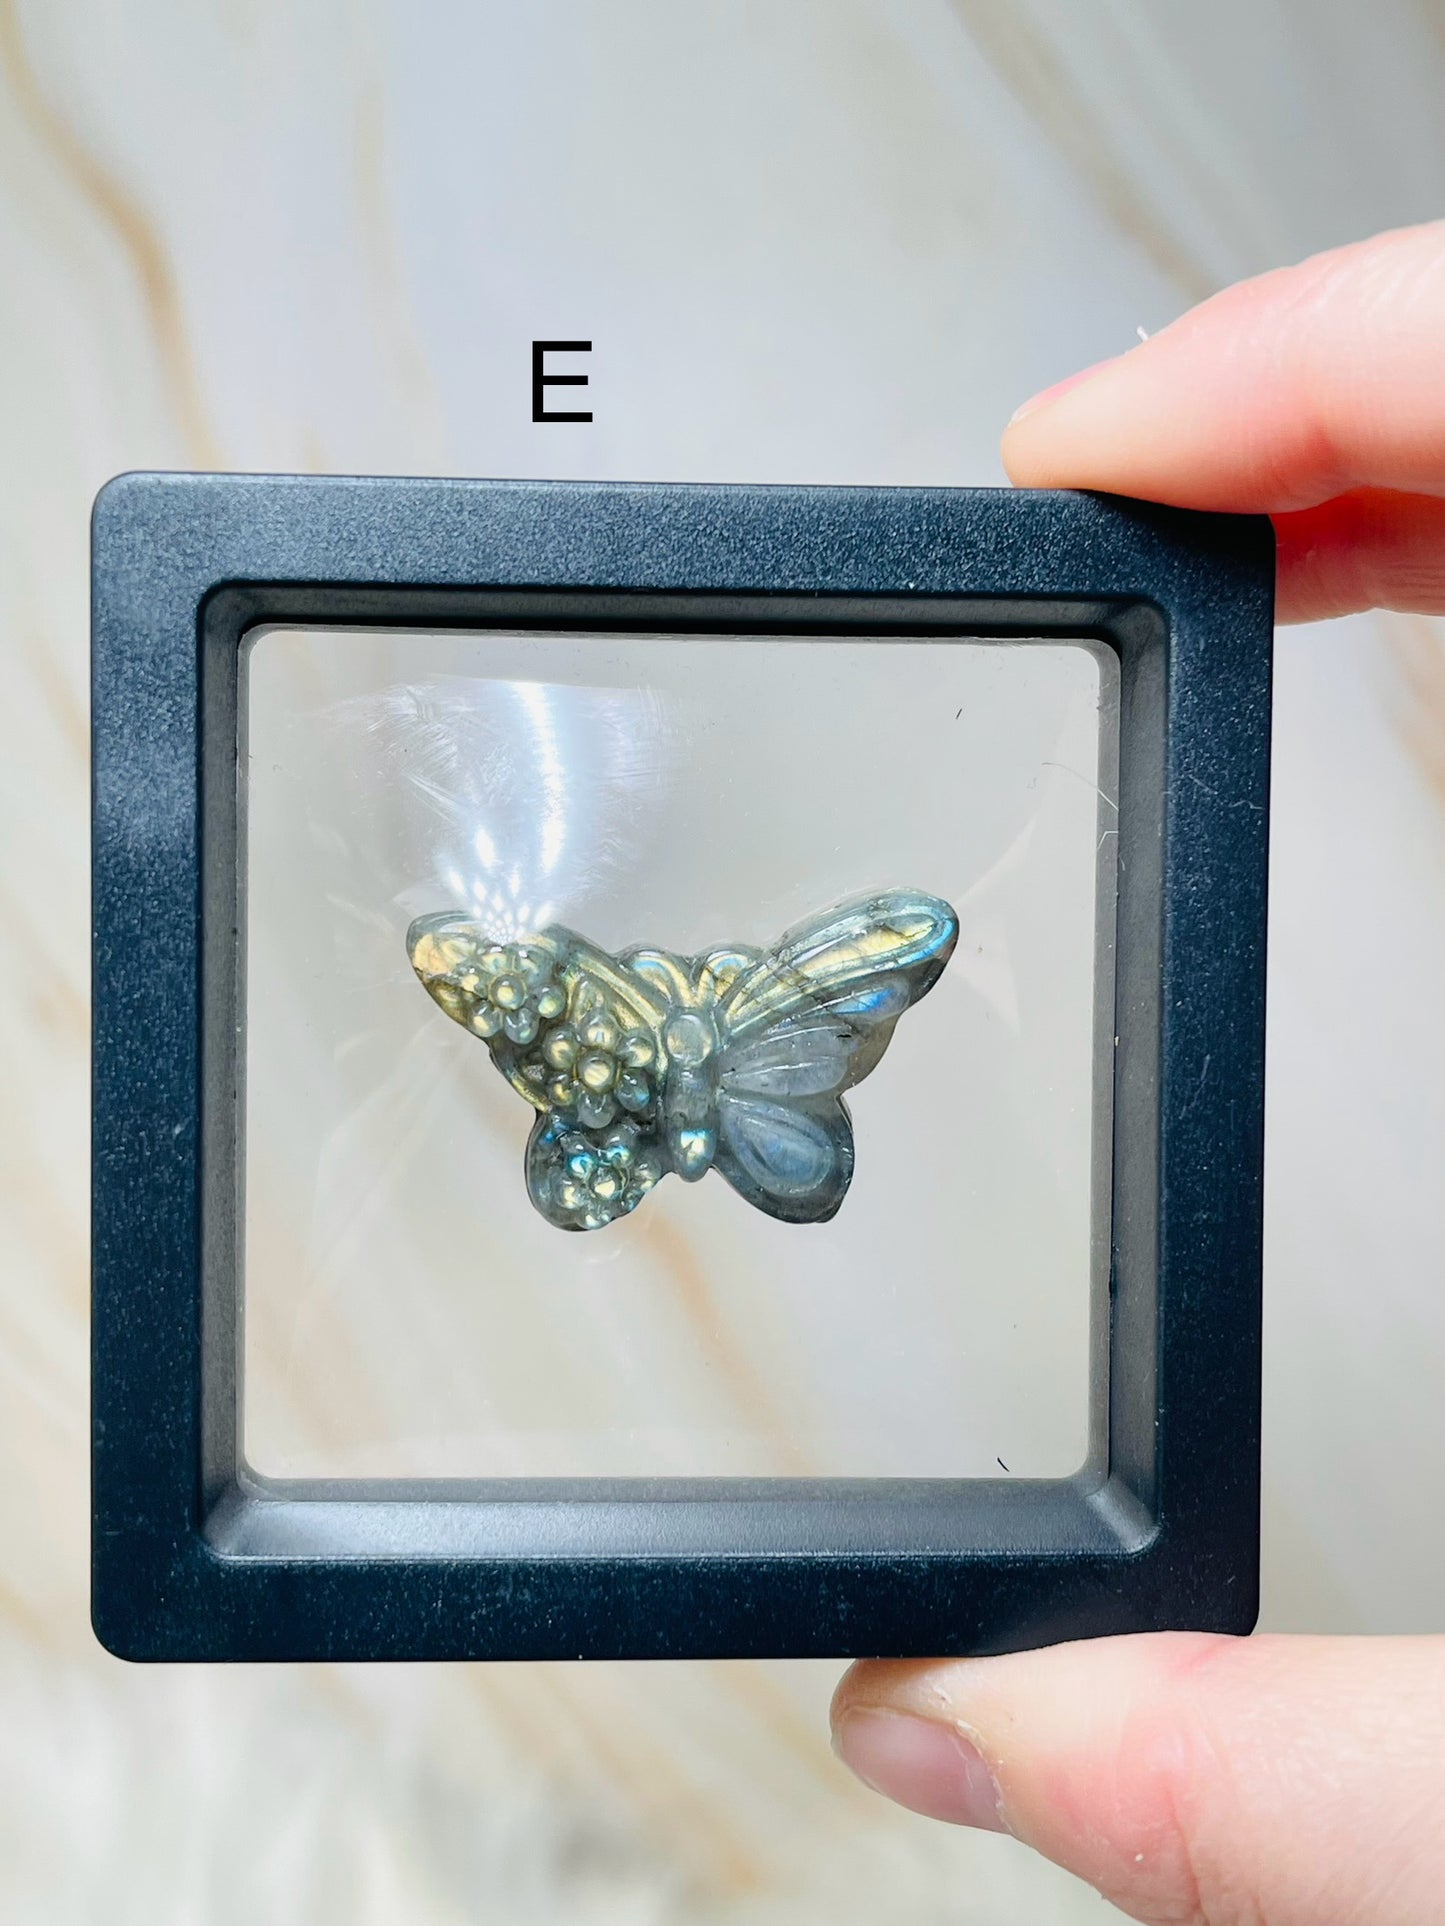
(1008, 355), (1118, 425)
(833, 1709), (1007, 1831)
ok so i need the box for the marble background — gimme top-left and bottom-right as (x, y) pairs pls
(2, 1), (1443, 1920)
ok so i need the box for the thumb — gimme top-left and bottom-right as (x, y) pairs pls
(831, 1633), (1445, 1926)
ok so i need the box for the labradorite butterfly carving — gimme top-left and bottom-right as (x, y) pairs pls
(407, 889), (958, 1232)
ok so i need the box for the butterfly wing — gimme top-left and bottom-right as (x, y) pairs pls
(408, 911), (668, 1098)
(709, 889), (957, 1222)
(524, 1111), (667, 1232)
(713, 1091), (855, 1223)
(408, 911), (673, 1227)
(718, 889), (958, 1046)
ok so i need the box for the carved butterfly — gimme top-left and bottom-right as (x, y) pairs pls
(407, 888), (958, 1232)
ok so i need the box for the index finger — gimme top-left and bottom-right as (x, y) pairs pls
(1001, 222), (1445, 620)
(1004, 222), (1445, 509)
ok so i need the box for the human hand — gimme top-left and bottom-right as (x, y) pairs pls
(1003, 219), (1445, 622)
(831, 222), (1445, 1925)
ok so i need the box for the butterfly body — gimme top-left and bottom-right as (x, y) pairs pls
(408, 889), (958, 1232)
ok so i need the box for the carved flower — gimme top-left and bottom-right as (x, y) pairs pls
(530, 995), (658, 1131)
(538, 1121), (664, 1230)
(457, 943), (567, 1047)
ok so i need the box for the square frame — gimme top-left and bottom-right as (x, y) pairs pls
(92, 473), (1272, 1661)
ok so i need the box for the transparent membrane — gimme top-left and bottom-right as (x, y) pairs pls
(241, 627), (1117, 1480)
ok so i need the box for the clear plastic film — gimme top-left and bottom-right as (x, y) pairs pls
(241, 627), (1117, 1480)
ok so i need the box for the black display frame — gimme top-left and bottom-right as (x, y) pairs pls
(92, 473), (1272, 1661)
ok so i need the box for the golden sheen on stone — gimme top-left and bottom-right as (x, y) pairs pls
(407, 889), (958, 1233)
